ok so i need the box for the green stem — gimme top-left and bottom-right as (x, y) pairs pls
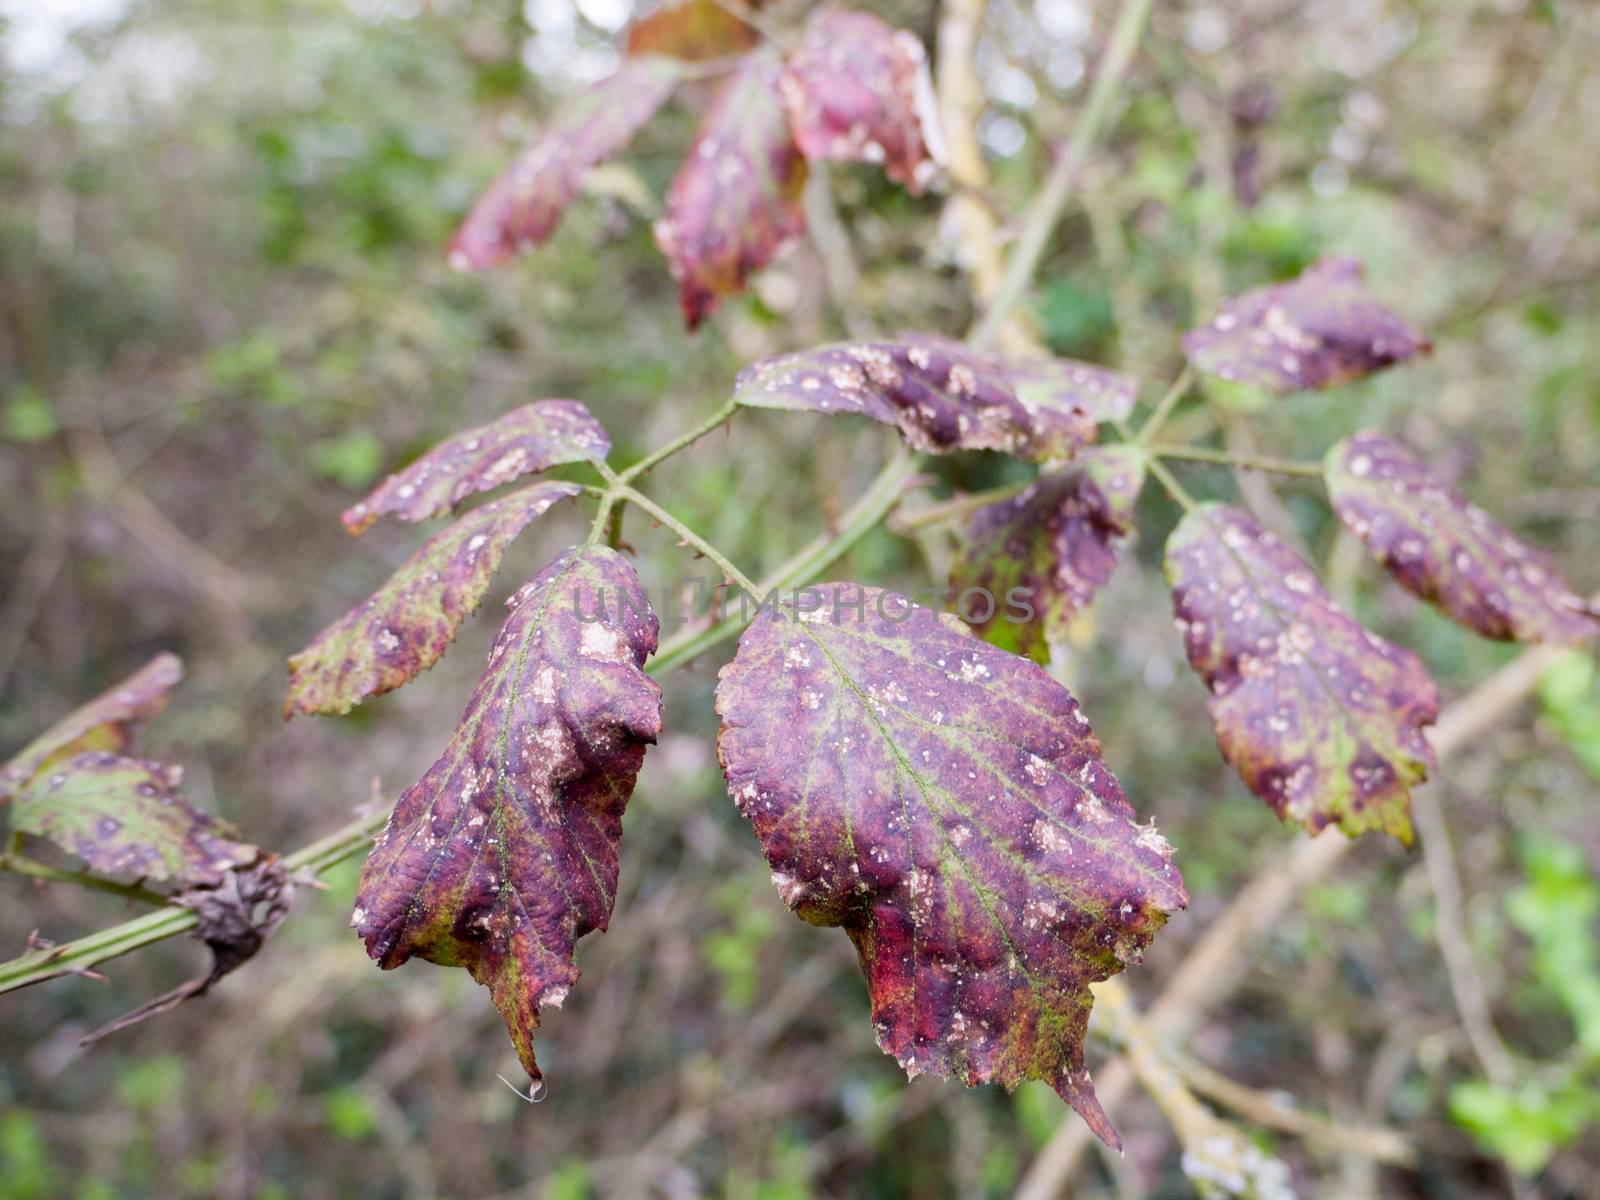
(1134, 367), (1194, 445)
(1151, 444), (1323, 477)
(969, 0), (1155, 348)
(1146, 455), (1198, 513)
(617, 398), (738, 484)
(0, 853), (170, 907)
(616, 484), (760, 596)
(889, 479), (1032, 533)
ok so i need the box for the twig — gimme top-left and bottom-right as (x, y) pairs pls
(1148, 442), (1323, 477)
(802, 166), (872, 338)
(970, 0), (1156, 348)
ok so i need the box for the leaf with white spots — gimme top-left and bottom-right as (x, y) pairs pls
(1326, 432), (1598, 645)
(1182, 258), (1430, 394)
(342, 400), (609, 535)
(714, 583), (1186, 1148)
(780, 9), (944, 194)
(354, 546), (662, 1090)
(10, 753), (260, 887)
(732, 335), (1126, 461)
(0, 653), (183, 803)
(951, 446), (1146, 662)
(287, 481), (581, 717)
(653, 54), (808, 328)
(625, 0), (760, 61)
(448, 57), (682, 270)
(1164, 504), (1440, 842)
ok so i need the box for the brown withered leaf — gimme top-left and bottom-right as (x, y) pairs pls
(732, 335), (1129, 461)
(654, 54), (807, 328)
(11, 753), (258, 886)
(288, 481), (581, 717)
(342, 400), (608, 535)
(1326, 432), (1598, 644)
(449, 57), (682, 270)
(625, 0), (759, 61)
(354, 546), (662, 1089)
(780, 9), (943, 193)
(1, 654), (183, 802)
(715, 584), (1186, 1148)
(1165, 504), (1440, 842)
(1182, 258), (1430, 394)
(951, 446), (1146, 662)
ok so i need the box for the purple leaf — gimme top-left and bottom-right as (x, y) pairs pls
(1182, 258), (1430, 394)
(654, 54), (808, 329)
(287, 481), (581, 717)
(715, 584), (1185, 1148)
(354, 546), (662, 1089)
(0, 653), (183, 803)
(780, 9), (943, 193)
(951, 446), (1146, 662)
(733, 335), (1131, 461)
(342, 400), (608, 535)
(1165, 504), (1439, 842)
(449, 58), (682, 270)
(1326, 432), (1599, 644)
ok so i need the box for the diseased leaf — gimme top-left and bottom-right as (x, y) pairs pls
(449, 57), (682, 270)
(1164, 504), (1439, 842)
(780, 9), (943, 194)
(1326, 432), (1599, 645)
(654, 54), (807, 328)
(625, 0), (759, 61)
(733, 335), (1130, 461)
(0, 653), (183, 803)
(714, 584), (1186, 1147)
(342, 400), (608, 535)
(288, 481), (582, 717)
(1182, 258), (1430, 393)
(951, 446), (1146, 662)
(11, 752), (258, 887)
(354, 546), (662, 1088)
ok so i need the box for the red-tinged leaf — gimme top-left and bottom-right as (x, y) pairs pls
(354, 546), (662, 1088)
(11, 752), (259, 887)
(780, 9), (943, 194)
(449, 58), (682, 270)
(342, 400), (607, 535)
(625, 0), (759, 61)
(1182, 257), (1430, 394)
(287, 481), (582, 717)
(1164, 504), (1440, 842)
(654, 54), (807, 328)
(714, 584), (1186, 1147)
(0, 654), (183, 803)
(951, 446), (1146, 662)
(1326, 432), (1599, 644)
(732, 335), (1126, 461)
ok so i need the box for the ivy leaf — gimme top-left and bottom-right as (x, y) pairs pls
(654, 54), (807, 329)
(287, 481), (581, 717)
(714, 584), (1186, 1147)
(354, 546), (662, 1089)
(1164, 504), (1440, 842)
(951, 446), (1146, 662)
(733, 335), (1129, 461)
(449, 57), (682, 270)
(1326, 432), (1599, 644)
(0, 653), (183, 802)
(625, 0), (759, 61)
(10, 753), (259, 887)
(1182, 258), (1430, 393)
(780, 10), (943, 194)
(342, 400), (608, 535)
